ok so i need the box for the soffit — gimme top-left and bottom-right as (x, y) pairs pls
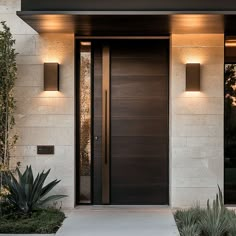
(16, 12), (236, 35)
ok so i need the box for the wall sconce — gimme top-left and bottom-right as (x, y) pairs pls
(186, 63), (200, 91)
(44, 63), (59, 91)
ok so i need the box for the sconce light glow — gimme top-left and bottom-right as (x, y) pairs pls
(39, 91), (63, 98)
(186, 63), (200, 92)
(182, 91), (203, 97)
(44, 63), (59, 91)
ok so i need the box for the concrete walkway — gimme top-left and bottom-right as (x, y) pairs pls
(57, 206), (179, 236)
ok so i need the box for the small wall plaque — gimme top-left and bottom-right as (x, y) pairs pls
(37, 145), (55, 155)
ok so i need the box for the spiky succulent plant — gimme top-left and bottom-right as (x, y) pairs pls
(4, 166), (66, 214)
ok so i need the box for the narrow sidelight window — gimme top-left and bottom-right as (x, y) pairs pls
(79, 42), (92, 203)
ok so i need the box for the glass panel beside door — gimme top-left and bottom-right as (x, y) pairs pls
(79, 42), (92, 204)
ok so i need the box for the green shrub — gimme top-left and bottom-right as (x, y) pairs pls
(179, 224), (201, 236)
(174, 186), (236, 236)
(175, 205), (205, 225)
(3, 166), (67, 214)
(175, 207), (204, 236)
(199, 207), (230, 236)
(175, 209), (199, 228)
(0, 207), (65, 233)
(0, 21), (18, 169)
(199, 187), (230, 236)
(226, 210), (236, 236)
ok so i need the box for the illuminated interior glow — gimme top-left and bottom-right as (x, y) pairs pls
(225, 40), (236, 47)
(80, 42), (91, 46)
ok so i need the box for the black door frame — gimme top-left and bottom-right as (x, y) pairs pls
(75, 37), (170, 205)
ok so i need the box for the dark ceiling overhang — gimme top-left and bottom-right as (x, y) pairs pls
(17, 0), (236, 35)
(17, 12), (236, 35)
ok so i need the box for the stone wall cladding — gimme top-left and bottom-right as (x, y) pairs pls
(170, 34), (224, 207)
(0, 0), (75, 208)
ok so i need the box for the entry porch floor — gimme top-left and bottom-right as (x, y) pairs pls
(57, 206), (179, 236)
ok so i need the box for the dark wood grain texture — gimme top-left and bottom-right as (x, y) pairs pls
(93, 44), (103, 204)
(110, 40), (169, 204)
(93, 40), (169, 205)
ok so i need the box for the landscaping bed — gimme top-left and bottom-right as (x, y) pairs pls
(0, 165), (66, 234)
(174, 188), (236, 236)
(0, 207), (65, 234)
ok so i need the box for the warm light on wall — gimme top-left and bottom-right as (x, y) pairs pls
(182, 92), (203, 97)
(184, 57), (203, 64)
(40, 15), (74, 32)
(178, 51), (204, 65)
(186, 63), (200, 91)
(44, 63), (59, 91)
(171, 15), (206, 31)
(171, 15), (223, 34)
(39, 91), (63, 97)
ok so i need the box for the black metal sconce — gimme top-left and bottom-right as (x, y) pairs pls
(186, 63), (200, 91)
(44, 63), (59, 91)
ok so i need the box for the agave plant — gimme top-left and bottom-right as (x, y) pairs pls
(3, 166), (66, 214)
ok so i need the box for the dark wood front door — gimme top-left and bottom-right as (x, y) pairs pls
(93, 40), (169, 205)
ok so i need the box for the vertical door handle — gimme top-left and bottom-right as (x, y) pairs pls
(105, 90), (108, 165)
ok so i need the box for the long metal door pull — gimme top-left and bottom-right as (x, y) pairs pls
(105, 90), (108, 165)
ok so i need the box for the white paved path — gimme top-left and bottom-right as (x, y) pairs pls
(57, 206), (179, 236)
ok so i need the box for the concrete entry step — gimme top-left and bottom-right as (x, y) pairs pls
(57, 206), (179, 236)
